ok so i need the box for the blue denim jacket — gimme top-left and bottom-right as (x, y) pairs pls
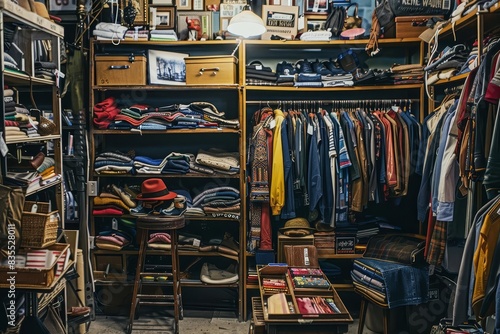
(356, 258), (429, 308)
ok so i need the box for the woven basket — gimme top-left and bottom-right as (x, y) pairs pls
(21, 201), (59, 248)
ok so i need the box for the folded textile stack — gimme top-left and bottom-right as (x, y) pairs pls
(294, 73), (322, 88)
(150, 29), (178, 41)
(4, 53), (19, 71)
(195, 149), (239, 175)
(133, 152), (192, 174)
(321, 73), (354, 87)
(93, 192), (131, 216)
(246, 62), (278, 86)
(391, 64), (424, 85)
(191, 186), (240, 219)
(34, 61), (57, 80)
(124, 28), (149, 41)
(148, 232), (171, 250)
(351, 258), (429, 308)
(95, 230), (132, 251)
(93, 97), (121, 129)
(92, 22), (127, 41)
(200, 262), (239, 284)
(425, 44), (470, 85)
(94, 151), (135, 175)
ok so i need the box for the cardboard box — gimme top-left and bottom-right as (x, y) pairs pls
(95, 54), (147, 86)
(185, 55), (237, 85)
(395, 16), (443, 38)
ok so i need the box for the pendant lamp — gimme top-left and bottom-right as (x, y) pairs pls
(227, 3), (266, 38)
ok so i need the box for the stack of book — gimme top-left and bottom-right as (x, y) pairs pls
(262, 277), (288, 294)
(150, 29), (178, 41)
(124, 28), (149, 41)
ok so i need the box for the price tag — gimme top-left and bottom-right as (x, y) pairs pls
(112, 218), (118, 230)
(303, 248), (310, 266)
(269, 119), (276, 129)
(0, 133), (8, 157)
(307, 124), (313, 135)
(89, 236), (95, 249)
(193, 238), (201, 247)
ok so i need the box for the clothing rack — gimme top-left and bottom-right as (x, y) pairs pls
(246, 99), (420, 106)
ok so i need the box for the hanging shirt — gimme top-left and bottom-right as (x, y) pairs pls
(270, 109), (285, 215)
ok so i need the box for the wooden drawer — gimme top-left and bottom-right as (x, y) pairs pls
(185, 55), (237, 85)
(95, 54), (147, 86)
(395, 16), (443, 38)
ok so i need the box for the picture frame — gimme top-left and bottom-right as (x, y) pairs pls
(266, 0), (294, 5)
(148, 50), (188, 85)
(305, 14), (326, 30)
(151, 6), (176, 29)
(121, 0), (148, 25)
(261, 5), (299, 40)
(177, 0), (192, 10)
(219, 3), (246, 32)
(305, 0), (328, 14)
(193, 0), (204, 10)
(177, 11), (212, 40)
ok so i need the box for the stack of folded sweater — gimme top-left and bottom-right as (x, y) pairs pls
(93, 97), (121, 129)
(147, 232), (171, 250)
(133, 152), (192, 174)
(424, 44), (470, 85)
(95, 230), (132, 251)
(93, 191), (131, 216)
(294, 73), (322, 88)
(391, 64), (424, 85)
(322, 73), (354, 87)
(34, 61), (57, 80)
(195, 149), (239, 175)
(94, 151), (135, 175)
(191, 186), (240, 219)
(92, 22), (128, 41)
(246, 62), (277, 85)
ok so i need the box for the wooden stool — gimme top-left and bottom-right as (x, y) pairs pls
(355, 287), (390, 334)
(127, 215), (185, 334)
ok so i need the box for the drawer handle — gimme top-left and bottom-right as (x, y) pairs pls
(199, 67), (220, 76)
(109, 65), (130, 70)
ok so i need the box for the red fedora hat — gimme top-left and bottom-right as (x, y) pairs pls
(136, 178), (177, 201)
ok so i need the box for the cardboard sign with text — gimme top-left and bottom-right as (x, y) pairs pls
(261, 5), (299, 40)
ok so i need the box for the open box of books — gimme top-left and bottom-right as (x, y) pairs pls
(257, 264), (352, 323)
(0, 243), (70, 288)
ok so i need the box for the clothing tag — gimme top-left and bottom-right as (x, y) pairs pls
(193, 238), (200, 247)
(307, 124), (313, 135)
(30, 203), (38, 213)
(0, 133), (8, 157)
(255, 65), (263, 70)
(112, 218), (118, 230)
(303, 248), (310, 266)
(269, 119), (276, 129)
(89, 236), (95, 249)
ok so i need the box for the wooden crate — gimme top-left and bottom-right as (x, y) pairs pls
(185, 55), (237, 85)
(395, 16), (443, 38)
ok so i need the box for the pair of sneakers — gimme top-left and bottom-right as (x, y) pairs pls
(296, 59), (344, 75)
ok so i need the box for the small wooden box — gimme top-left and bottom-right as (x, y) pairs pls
(277, 233), (314, 263)
(95, 54), (147, 86)
(395, 16), (442, 38)
(185, 55), (237, 85)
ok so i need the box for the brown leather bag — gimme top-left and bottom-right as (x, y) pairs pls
(343, 3), (363, 30)
(284, 245), (319, 267)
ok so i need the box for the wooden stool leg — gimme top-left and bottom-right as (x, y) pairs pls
(382, 308), (389, 334)
(357, 298), (367, 334)
(170, 229), (180, 332)
(128, 227), (148, 331)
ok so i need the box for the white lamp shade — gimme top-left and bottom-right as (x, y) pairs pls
(227, 10), (267, 38)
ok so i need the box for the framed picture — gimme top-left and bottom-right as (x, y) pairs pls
(151, 0), (174, 5)
(306, 0), (328, 14)
(193, 0), (204, 10)
(219, 3), (246, 31)
(177, 0), (191, 10)
(151, 6), (176, 29)
(267, 0), (294, 5)
(121, 0), (148, 25)
(148, 50), (188, 85)
(177, 11), (212, 40)
(261, 5), (299, 40)
(305, 14), (326, 30)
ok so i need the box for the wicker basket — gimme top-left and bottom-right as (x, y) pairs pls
(21, 201), (59, 249)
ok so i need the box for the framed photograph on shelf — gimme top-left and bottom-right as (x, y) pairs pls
(148, 50), (188, 85)
(120, 0), (148, 25)
(306, 0), (328, 14)
(177, 11), (212, 40)
(261, 5), (299, 40)
(193, 0), (204, 10)
(151, 6), (176, 29)
(177, 0), (192, 10)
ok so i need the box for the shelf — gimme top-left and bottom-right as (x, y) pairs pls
(92, 172), (240, 179)
(0, 0), (64, 37)
(92, 128), (240, 135)
(92, 214), (240, 221)
(93, 84), (239, 90)
(92, 249), (240, 257)
(244, 38), (423, 47)
(3, 70), (56, 86)
(437, 8), (478, 39)
(245, 283), (259, 290)
(6, 134), (60, 144)
(25, 178), (62, 196)
(93, 40), (240, 46)
(433, 72), (469, 86)
(94, 279), (240, 288)
(317, 250), (363, 259)
(245, 84), (424, 92)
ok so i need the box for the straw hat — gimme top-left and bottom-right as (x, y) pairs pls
(279, 218), (315, 237)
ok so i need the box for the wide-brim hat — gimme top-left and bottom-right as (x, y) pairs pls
(279, 217), (315, 237)
(136, 178), (177, 201)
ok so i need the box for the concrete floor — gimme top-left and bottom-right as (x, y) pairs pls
(86, 310), (372, 334)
